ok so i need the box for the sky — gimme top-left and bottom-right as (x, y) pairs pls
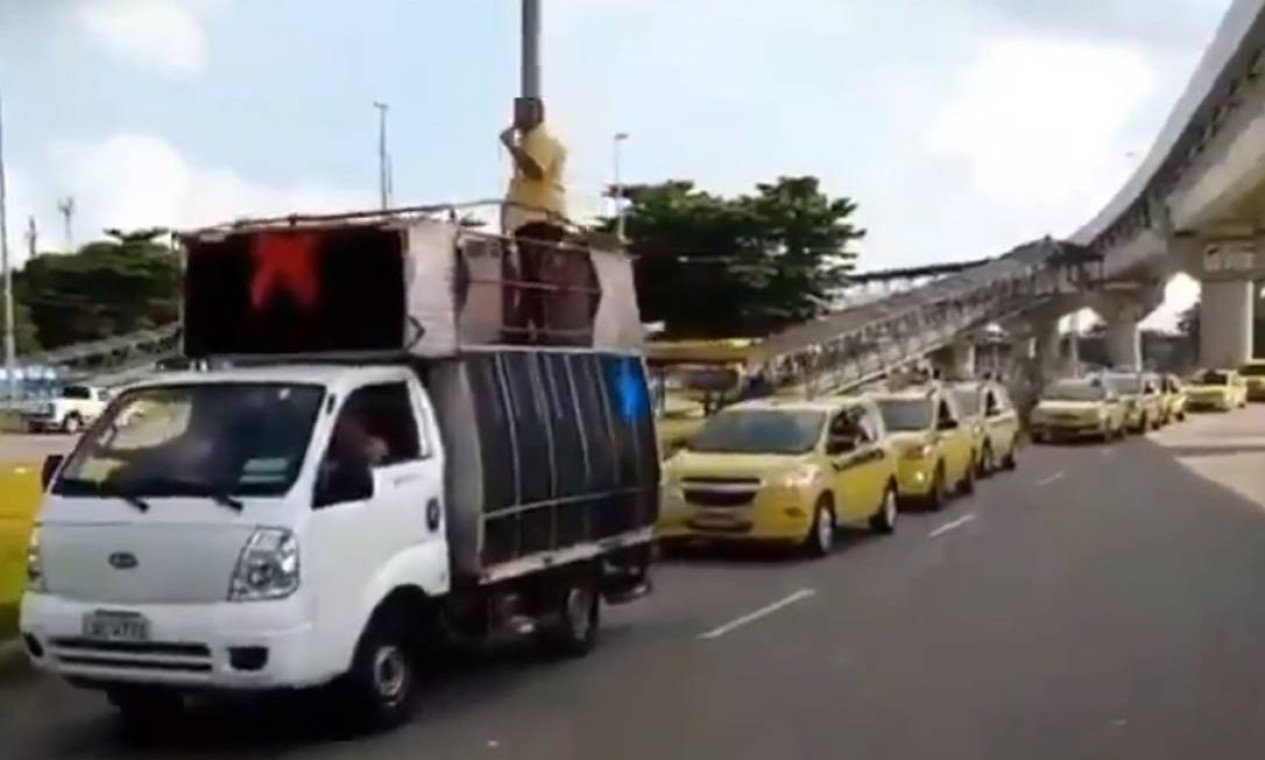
(0, 0), (1238, 330)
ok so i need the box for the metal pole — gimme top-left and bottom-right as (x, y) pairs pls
(373, 102), (390, 209)
(0, 94), (15, 402)
(613, 132), (628, 241)
(521, 0), (541, 98)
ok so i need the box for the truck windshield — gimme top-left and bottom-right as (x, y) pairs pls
(1239, 364), (1265, 377)
(52, 382), (325, 499)
(1043, 382), (1105, 402)
(875, 398), (933, 432)
(687, 409), (824, 455)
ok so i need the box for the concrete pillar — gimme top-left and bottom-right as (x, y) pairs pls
(1105, 315), (1142, 370)
(1199, 279), (1253, 368)
(932, 341), (975, 380)
(1033, 319), (1060, 377)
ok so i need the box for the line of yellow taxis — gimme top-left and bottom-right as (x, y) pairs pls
(1027, 363), (1261, 442)
(657, 378), (1021, 556)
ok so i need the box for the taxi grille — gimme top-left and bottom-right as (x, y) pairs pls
(683, 490), (755, 508)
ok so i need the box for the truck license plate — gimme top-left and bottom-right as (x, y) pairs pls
(82, 611), (151, 642)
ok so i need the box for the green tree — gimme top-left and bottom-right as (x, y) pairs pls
(17, 227), (181, 352)
(599, 176), (863, 338)
(0, 298), (40, 353)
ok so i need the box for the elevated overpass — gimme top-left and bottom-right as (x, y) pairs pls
(17, 0), (1265, 391)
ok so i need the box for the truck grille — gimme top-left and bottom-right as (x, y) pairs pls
(48, 637), (213, 674)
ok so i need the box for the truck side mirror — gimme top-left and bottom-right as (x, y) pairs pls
(314, 455), (375, 508)
(41, 454), (65, 489)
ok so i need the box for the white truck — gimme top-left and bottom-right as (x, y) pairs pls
(23, 384), (110, 433)
(18, 208), (659, 732)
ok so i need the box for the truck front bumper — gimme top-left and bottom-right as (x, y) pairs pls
(19, 593), (335, 692)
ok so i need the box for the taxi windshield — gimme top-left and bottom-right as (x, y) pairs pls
(875, 398), (933, 432)
(1104, 375), (1143, 394)
(1196, 370), (1230, 386)
(1043, 382), (1106, 402)
(1239, 364), (1265, 377)
(687, 409), (825, 455)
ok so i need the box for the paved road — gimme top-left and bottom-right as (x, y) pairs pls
(0, 434), (78, 466)
(4, 408), (1265, 758)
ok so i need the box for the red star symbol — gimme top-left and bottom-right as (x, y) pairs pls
(250, 232), (321, 311)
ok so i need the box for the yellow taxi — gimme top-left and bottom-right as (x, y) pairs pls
(1159, 373), (1188, 423)
(1029, 377), (1127, 442)
(1237, 360), (1265, 401)
(870, 386), (975, 510)
(1101, 371), (1165, 432)
(1186, 368), (1248, 411)
(946, 379), (1021, 476)
(658, 397), (900, 557)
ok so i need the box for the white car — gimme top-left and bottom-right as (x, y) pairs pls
(23, 385), (110, 434)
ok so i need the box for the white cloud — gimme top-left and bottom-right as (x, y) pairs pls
(73, 0), (213, 76)
(6, 134), (372, 264)
(927, 37), (1156, 211)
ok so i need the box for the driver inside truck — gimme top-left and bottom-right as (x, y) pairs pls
(331, 412), (390, 468)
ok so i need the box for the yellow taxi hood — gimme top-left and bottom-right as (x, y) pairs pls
(666, 450), (810, 480)
(1035, 400), (1100, 413)
(887, 431), (933, 450)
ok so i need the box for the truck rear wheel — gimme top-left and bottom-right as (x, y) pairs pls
(538, 577), (600, 658)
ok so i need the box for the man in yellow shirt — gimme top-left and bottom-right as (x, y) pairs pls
(499, 97), (573, 344)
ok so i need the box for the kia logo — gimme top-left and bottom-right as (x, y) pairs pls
(108, 552), (138, 570)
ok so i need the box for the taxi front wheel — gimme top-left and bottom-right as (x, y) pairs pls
(803, 496), (835, 558)
(869, 485), (898, 534)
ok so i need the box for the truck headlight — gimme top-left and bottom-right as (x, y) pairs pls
(26, 525), (45, 593)
(228, 528), (300, 602)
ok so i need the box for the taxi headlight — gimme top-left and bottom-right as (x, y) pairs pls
(782, 465), (818, 489)
(903, 443), (934, 460)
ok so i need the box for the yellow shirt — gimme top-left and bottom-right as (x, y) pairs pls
(505, 124), (568, 232)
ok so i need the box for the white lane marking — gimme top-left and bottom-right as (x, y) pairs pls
(1100, 448), (1115, 457)
(698, 588), (817, 640)
(927, 512), (977, 538)
(1035, 471), (1065, 486)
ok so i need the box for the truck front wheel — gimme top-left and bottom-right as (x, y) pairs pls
(537, 577), (600, 658)
(342, 612), (418, 732)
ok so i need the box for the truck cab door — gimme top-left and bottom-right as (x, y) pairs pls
(306, 379), (449, 668)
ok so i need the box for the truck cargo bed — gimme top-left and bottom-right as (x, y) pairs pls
(424, 347), (661, 583)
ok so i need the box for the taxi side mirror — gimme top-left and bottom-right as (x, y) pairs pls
(937, 416), (959, 431)
(826, 437), (856, 455)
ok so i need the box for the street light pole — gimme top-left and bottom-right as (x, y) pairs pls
(521, 0), (541, 98)
(373, 101), (391, 210)
(0, 94), (15, 401)
(613, 132), (628, 241)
